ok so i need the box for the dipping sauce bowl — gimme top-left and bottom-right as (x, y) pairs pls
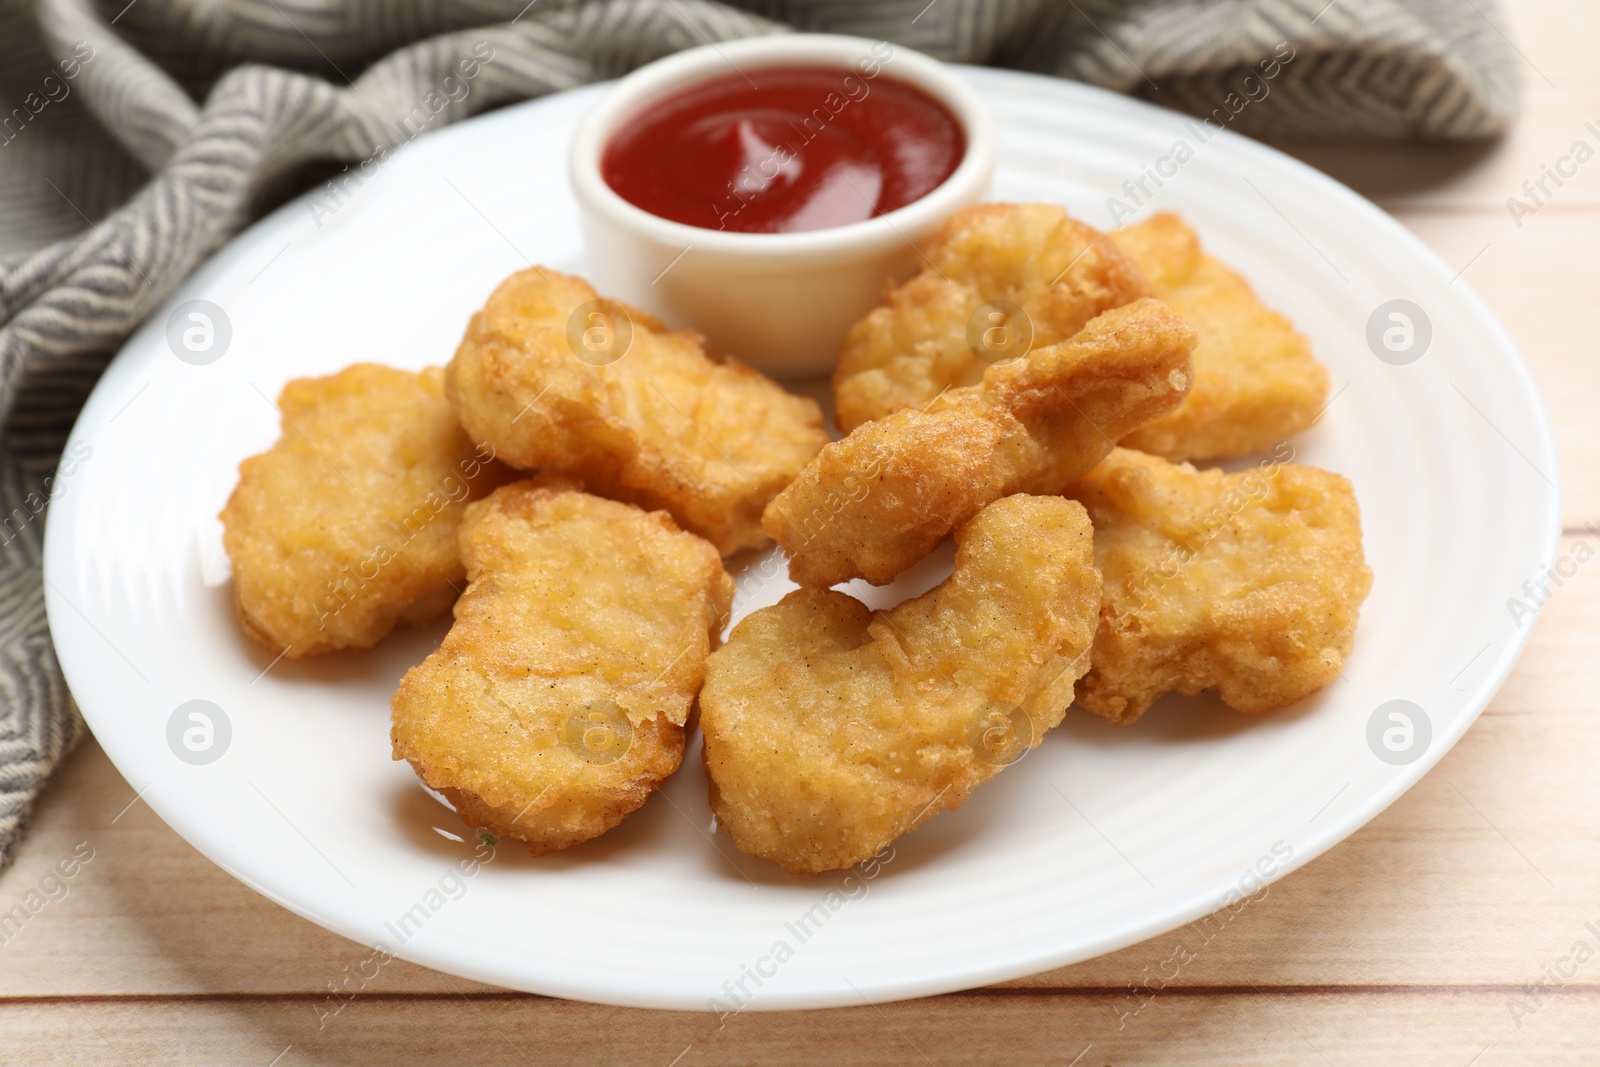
(569, 34), (997, 377)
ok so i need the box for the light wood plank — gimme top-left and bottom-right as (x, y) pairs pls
(4, 989), (1598, 1066)
(5, 535), (1594, 998)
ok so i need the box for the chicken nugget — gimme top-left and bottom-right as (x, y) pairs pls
(831, 202), (1151, 432)
(220, 364), (511, 658)
(446, 268), (829, 556)
(701, 494), (1101, 874)
(391, 478), (733, 855)
(1069, 448), (1371, 724)
(765, 299), (1195, 587)
(1112, 213), (1329, 461)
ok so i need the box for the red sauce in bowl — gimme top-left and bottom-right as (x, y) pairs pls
(601, 65), (965, 234)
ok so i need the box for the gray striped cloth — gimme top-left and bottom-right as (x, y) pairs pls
(0, 0), (1514, 867)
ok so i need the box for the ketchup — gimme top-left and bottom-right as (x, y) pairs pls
(601, 65), (964, 234)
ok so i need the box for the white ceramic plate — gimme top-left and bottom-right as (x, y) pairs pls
(44, 68), (1560, 1011)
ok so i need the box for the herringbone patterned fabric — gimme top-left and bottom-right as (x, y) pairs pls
(0, 0), (1515, 866)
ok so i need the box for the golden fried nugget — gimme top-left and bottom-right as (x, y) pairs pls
(1069, 448), (1371, 724)
(446, 268), (829, 556)
(1111, 213), (1329, 461)
(831, 203), (1151, 432)
(765, 299), (1195, 587)
(702, 494), (1101, 874)
(220, 364), (511, 658)
(391, 479), (733, 855)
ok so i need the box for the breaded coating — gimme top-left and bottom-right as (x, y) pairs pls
(1112, 213), (1329, 461)
(446, 268), (829, 556)
(390, 479), (733, 856)
(220, 364), (511, 658)
(831, 202), (1150, 432)
(765, 299), (1196, 587)
(1069, 448), (1371, 724)
(701, 495), (1102, 874)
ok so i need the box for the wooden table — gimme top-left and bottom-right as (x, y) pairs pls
(7, 5), (1597, 1063)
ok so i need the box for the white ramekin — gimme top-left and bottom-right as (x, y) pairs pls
(568, 34), (997, 378)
